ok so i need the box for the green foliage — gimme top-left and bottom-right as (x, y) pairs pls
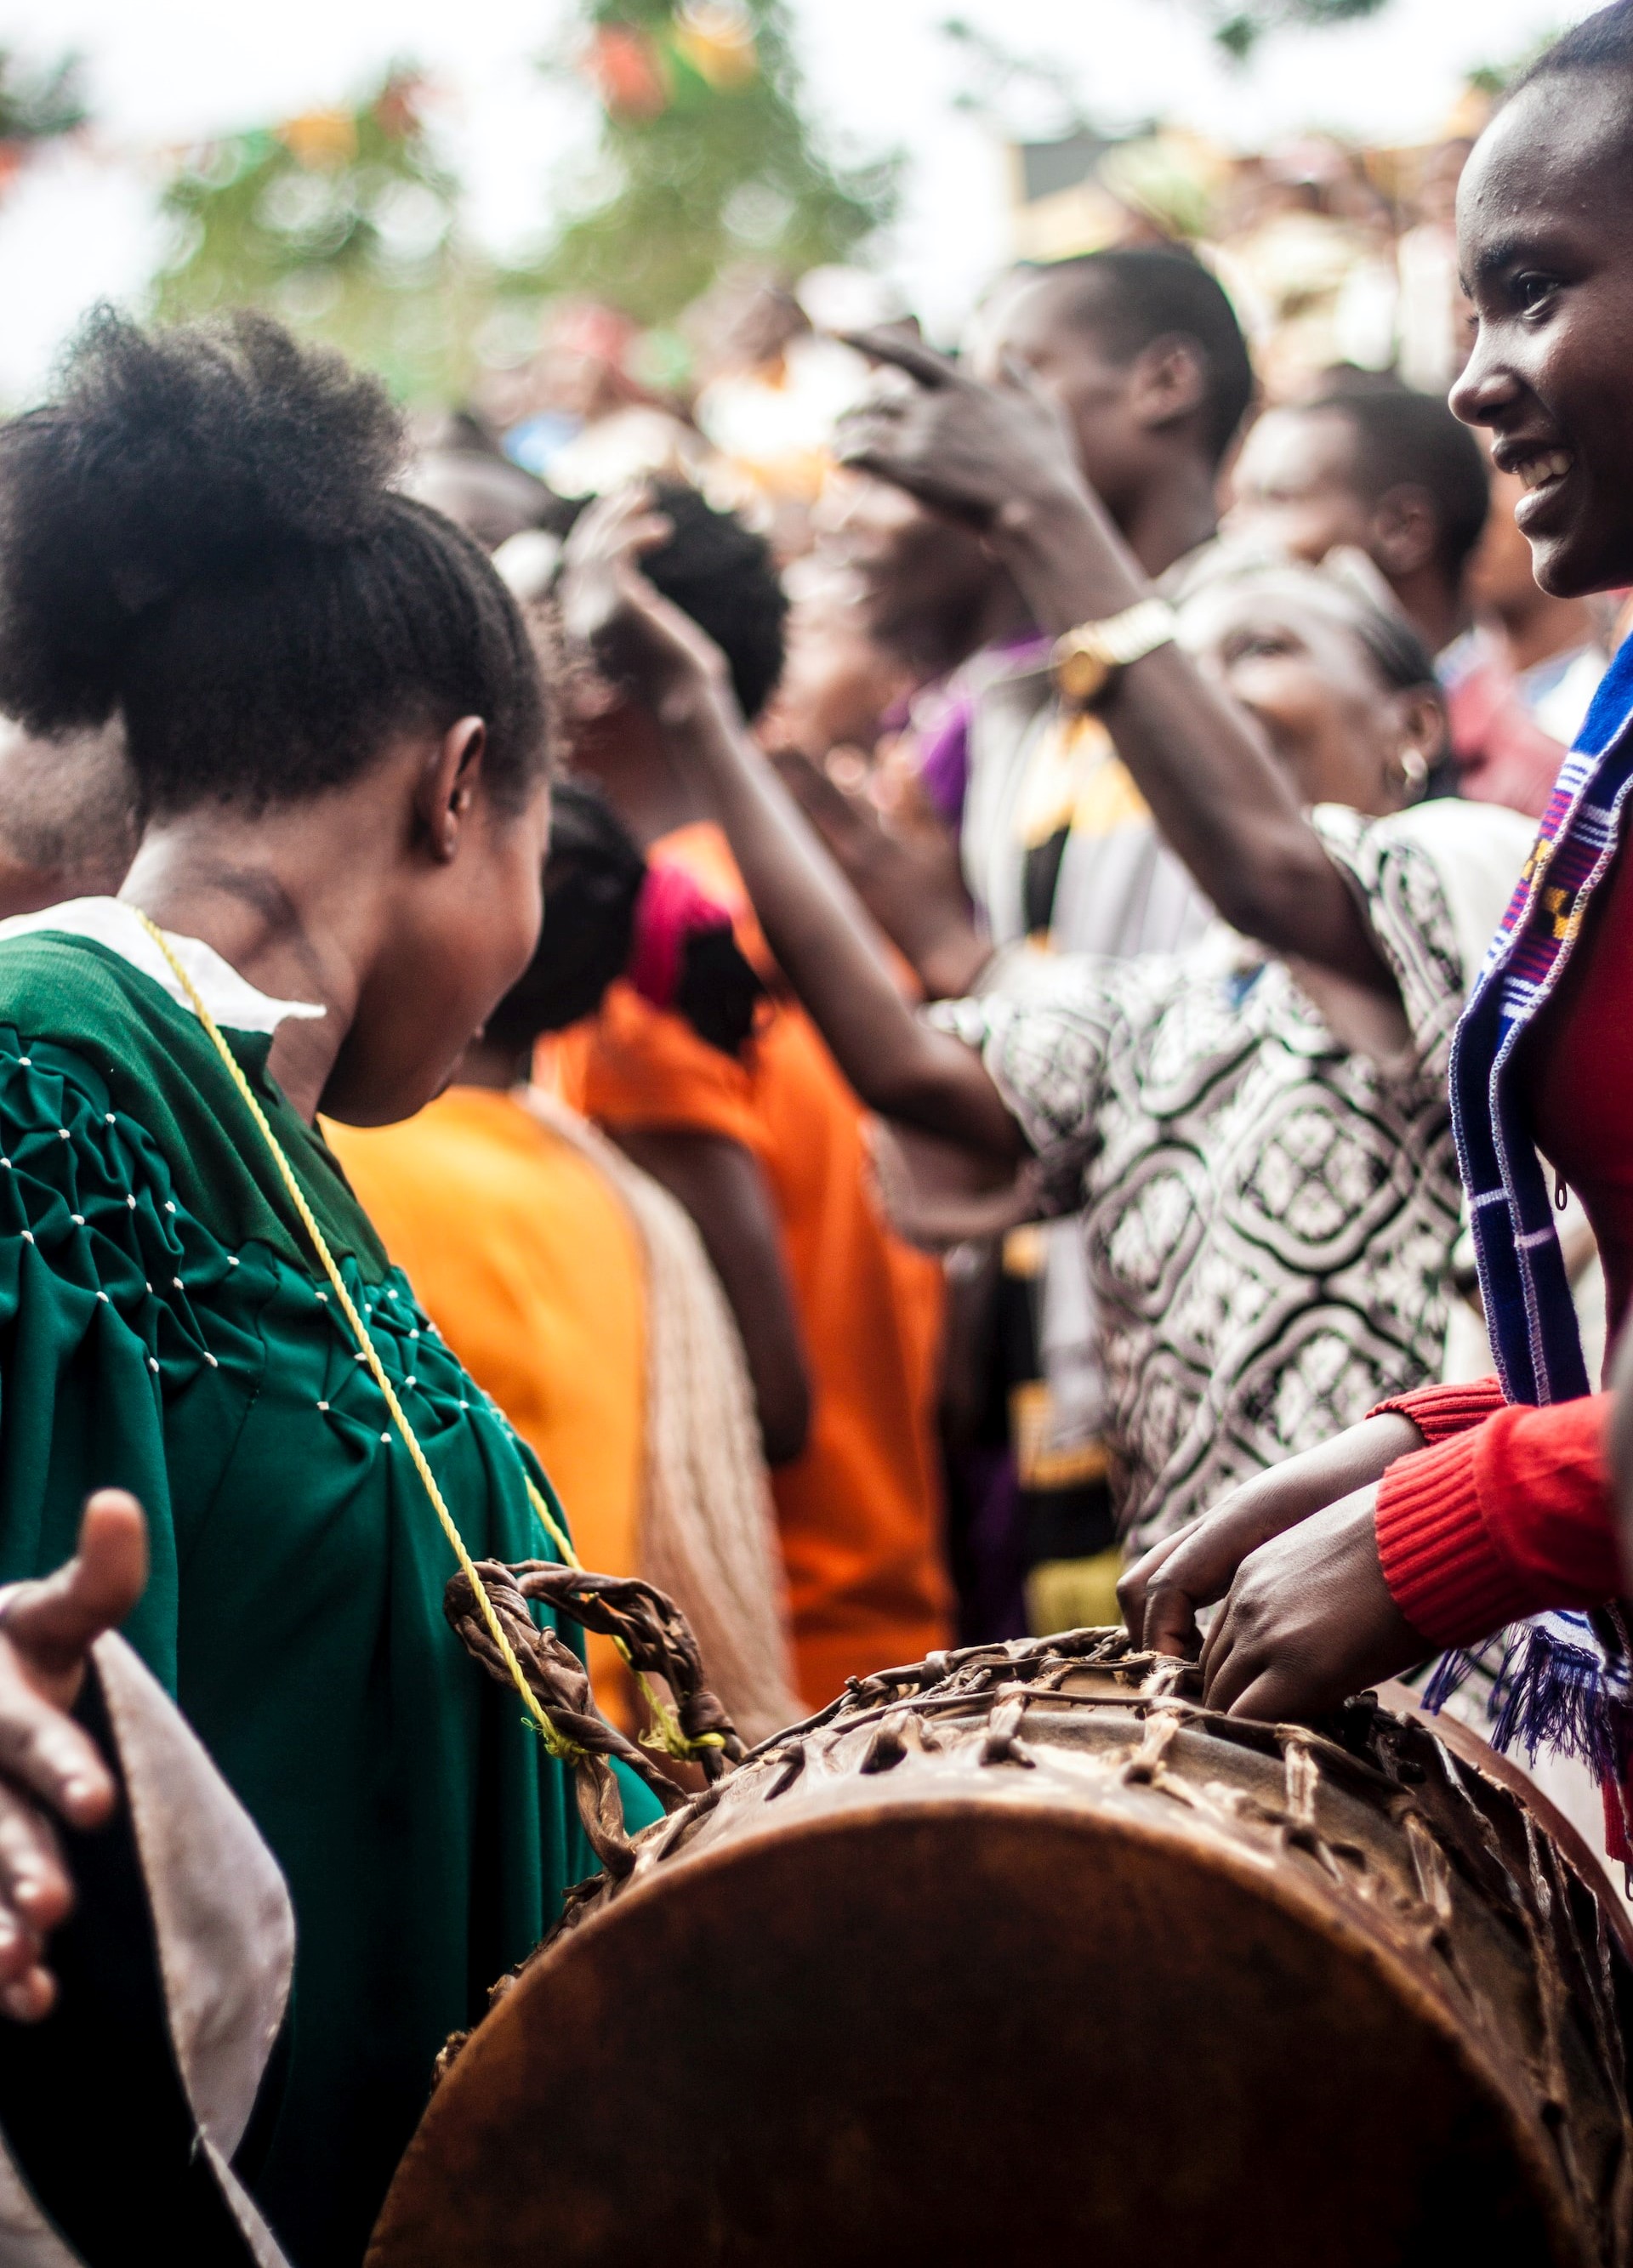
(1198, 0), (1392, 60)
(526, 1), (897, 327)
(0, 50), (88, 149)
(1465, 26), (1562, 98)
(153, 71), (486, 403)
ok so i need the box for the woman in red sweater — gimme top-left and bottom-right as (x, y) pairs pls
(1120, 4), (1633, 1830)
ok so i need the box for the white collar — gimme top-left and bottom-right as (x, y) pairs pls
(0, 896), (326, 1037)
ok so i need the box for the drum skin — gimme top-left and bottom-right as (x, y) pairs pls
(368, 1633), (1633, 2267)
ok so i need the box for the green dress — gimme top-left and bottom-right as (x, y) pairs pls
(0, 926), (653, 2266)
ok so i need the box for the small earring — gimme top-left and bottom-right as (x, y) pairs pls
(1399, 748), (1429, 804)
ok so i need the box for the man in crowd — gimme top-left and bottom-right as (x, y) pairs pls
(925, 250), (1257, 1627)
(1226, 382), (1579, 810)
(1227, 383), (1489, 660)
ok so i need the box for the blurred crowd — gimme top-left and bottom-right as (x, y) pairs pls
(9, 14), (1633, 2232)
(461, 83), (1507, 502)
(369, 203), (1623, 1706)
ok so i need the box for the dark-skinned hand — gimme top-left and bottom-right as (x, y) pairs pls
(1196, 1484), (1431, 1720)
(559, 486), (734, 726)
(1118, 1411), (1432, 1721)
(0, 1489), (147, 2020)
(834, 328), (1089, 536)
(1118, 1412), (1423, 1659)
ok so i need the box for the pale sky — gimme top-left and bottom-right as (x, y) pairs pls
(0, 0), (1592, 399)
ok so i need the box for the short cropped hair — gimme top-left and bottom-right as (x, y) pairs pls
(1309, 385), (1491, 580)
(0, 309), (548, 816)
(1029, 248), (1255, 465)
(639, 480), (788, 724)
(1516, 0), (1633, 84)
(1336, 581), (1442, 695)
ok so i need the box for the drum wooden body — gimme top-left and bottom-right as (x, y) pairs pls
(369, 1630), (1633, 2266)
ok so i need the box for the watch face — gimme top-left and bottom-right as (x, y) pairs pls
(1054, 645), (1111, 707)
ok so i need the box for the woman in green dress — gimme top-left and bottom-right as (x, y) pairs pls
(0, 310), (648, 2265)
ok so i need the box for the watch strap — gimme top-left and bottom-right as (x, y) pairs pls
(1050, 597), (1177, 706)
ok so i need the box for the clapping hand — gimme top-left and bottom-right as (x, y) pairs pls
(0, 1490), (147, 2020)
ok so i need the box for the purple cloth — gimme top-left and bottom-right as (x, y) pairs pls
(917, 701), (976, 828)
(947, 1444), (1028, 1646)
(915, 634), (1051, 829)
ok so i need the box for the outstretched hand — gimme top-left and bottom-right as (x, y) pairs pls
(1118, 1413), (1429, 1721)
(835, 328), (1087, 535)
(560, 487), (733, 727)
(0, 1490), (147, 2020)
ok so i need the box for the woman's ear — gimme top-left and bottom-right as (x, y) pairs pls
(1128, 335), (1209, 434)
(1383, 687), (1444, 807)
(418, 717), (488, 861)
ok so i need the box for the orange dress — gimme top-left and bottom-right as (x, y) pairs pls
(551, 821), (951, 1708)
(327, 1086), (646, 1711)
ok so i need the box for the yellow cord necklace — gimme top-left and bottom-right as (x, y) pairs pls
(134, 911), (718, 1766)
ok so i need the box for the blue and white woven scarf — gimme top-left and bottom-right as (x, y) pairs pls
(1426, 632), (1633, 1791)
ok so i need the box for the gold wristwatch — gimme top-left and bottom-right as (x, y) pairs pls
(1050, 596), (1176, 708)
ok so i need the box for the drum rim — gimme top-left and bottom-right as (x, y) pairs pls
(1382, 1688), (1633, 1964)
(379, 1784), (1592, 2266)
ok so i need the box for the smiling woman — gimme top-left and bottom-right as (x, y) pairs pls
(1119, 0), (1633, 1863)
(1450, 36), (1633, 597)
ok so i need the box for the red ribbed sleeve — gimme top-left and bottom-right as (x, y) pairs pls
(1376, 1395), (1620, 1649)
(1368, 1375), (1508, 1444)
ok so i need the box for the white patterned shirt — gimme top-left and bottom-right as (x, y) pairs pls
(932, 799), (1534, 1555)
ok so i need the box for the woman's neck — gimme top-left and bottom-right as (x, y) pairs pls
(118, 795), (390, 1121)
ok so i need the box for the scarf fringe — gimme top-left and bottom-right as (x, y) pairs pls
(1420, 1615), (1633, 1788)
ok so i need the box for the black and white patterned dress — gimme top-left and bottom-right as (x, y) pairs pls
(933, 800), (1535, 1555)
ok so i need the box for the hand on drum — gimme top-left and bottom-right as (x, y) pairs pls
(1119, 1413), (1431, 1722)
(0, 1490), (146, 2021)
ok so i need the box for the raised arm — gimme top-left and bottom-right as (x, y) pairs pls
(837, 332), (1394, 998)
(560, 494), (1021, 1162)
(765, 747), (991, 1002)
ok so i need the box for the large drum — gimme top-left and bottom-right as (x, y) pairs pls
(369, 1625), (1633, 2266)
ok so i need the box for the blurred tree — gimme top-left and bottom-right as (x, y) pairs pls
(1194, 0), (1392, 61)
(0, 50), (89, 196)
(942, 19), (1090, 136)
(525, 1), (897, 326)
(153, 69), (488, 402)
